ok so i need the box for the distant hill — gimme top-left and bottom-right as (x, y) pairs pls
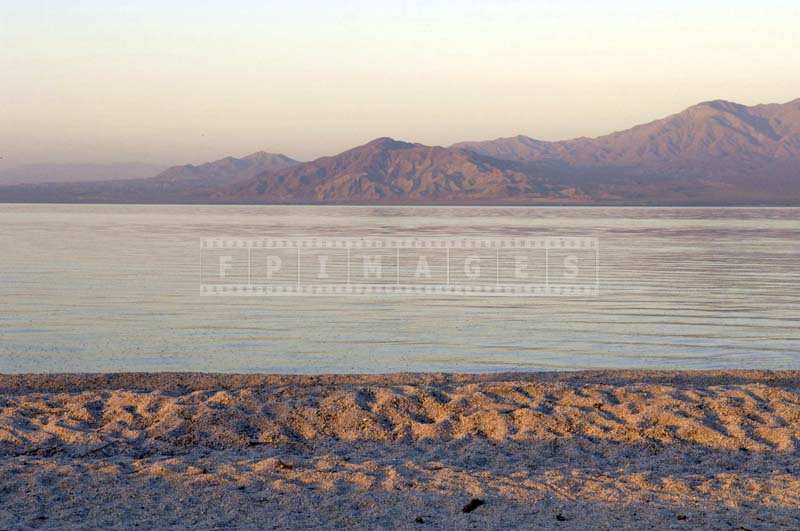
(0, 99), (798, 204)
(0, 152), (300, 203)
(0, 162), (165, 186)
(153, 152), (299, 186)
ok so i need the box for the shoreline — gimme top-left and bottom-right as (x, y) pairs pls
(3, 201), (800, 207)
(2, 370), (799, 529)
(3, 369), (799, 393)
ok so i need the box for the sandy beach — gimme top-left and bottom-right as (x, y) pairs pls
(1, 371), (799, 529)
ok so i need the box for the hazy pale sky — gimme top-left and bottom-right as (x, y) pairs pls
(2, 0), (799, 167)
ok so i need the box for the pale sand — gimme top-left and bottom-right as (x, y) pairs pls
(1, 371), (800, 529)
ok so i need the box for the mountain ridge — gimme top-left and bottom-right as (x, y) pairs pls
(223, 137), (585, 203)
(452, 98), (800, 173)
(0, 98), (798, 204)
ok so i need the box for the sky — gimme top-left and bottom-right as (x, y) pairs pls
(2, 0), (799, 167)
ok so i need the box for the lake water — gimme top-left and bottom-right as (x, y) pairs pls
(1, 204), (798, 373)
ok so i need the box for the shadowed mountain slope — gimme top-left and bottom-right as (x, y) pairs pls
(224, 138), (586, 203)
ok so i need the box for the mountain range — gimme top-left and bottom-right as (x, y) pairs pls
(1, 98), (799, 205)
(455, 99), (800, 183)
(0, 162), (166, 186)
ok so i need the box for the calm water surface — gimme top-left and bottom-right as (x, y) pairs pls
(1, 204), (798, 373)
